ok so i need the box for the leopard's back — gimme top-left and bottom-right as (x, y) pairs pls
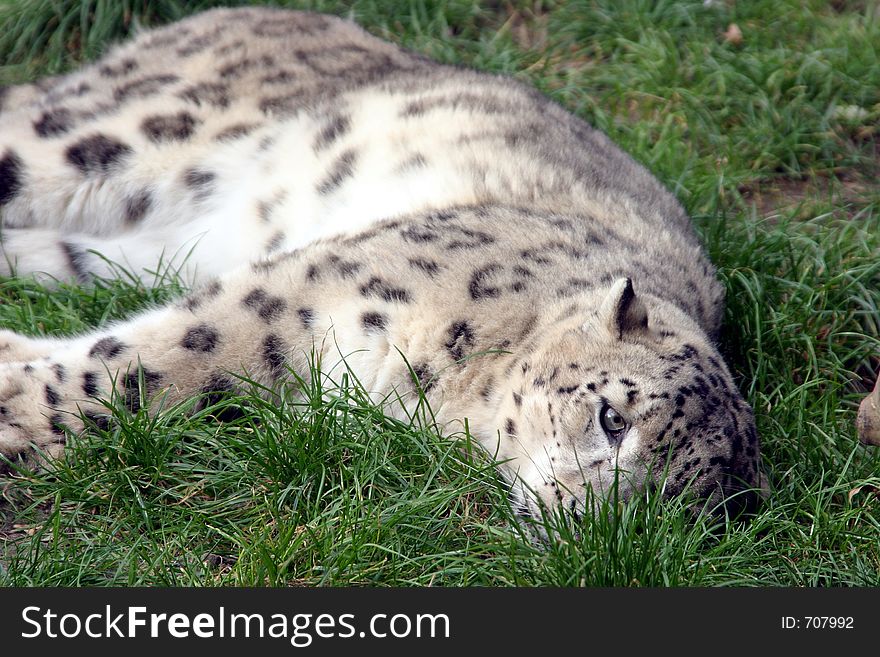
(0, 6), (721, 335)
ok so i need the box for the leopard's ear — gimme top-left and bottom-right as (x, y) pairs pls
(598, 278), (648, 340)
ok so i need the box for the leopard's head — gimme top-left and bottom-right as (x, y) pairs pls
(488, 278), (764, 524)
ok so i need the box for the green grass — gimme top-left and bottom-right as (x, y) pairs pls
(1, 0), (879, 586)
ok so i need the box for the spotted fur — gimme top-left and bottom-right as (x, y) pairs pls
(0, 7), (763, 521)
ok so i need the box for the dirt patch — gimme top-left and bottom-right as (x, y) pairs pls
(738, 173), (875, 219)
(738, 128), (879, 219)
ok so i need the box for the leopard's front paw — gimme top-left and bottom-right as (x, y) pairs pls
(0, 363), (69, 465)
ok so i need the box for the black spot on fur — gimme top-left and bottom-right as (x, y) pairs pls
(412, 363), (435, 393)
(49, 414), (66, 440)
(513, 392), (522, 407)
(445, 228), (494, 250)
(143, 31), (185, 50)
(259, 92), (309, 117)
(123, 368), (163, 412)
(54, 80), (91, 100)
(215, 122), (258, 141)
(0, 150), (24, 206)
(257, 193), (287, 223)
(141, 111), (200, 142)
(183, 168), (216, 200)
(400, 226), (438, 243)
(262, 334), (288, 379)
(114, 74), (179, 102)
(83, 411), (110, 431)
(205, 279), (223, 297)
(359, 277), (411, 303)
(44, 385), (61, 406)
(427, 209), (458, 222)
(361, 311), (387, 333)
(297, 307), (315, 329)
(177, 31), (218, 57)
(261, 69), (298, 85)
(520, 248), (553, 266)
(316, 149), (357, 195)
(83, 372), (99, 396)
(182, 279), (222, 312)
(555, 278), (595, 298)
(397, 153), (428, 171)
(89, 337), (125, 359)
(265, 231), (285, 254)
(242, 288), (268, 308)
(339, 261), (362, 278)
(324, 256), (361, 279)
(445, 321), (475, 361)
(505, 418), (517, 436)
(182, 324), (220, 352)
(66, 134), (132, 174)
(258, 297), (287, 322)
(408, 257), (441, 277)
(218, 56), (274, 79)
(276, 11), (331, 32)
(178, 82), (230, 109)
(747, 426), (758, 447)
(549, 218), (573, 231)
(51, 363), (66, 383)
(251, 258), (279, 275)
(400, 93), (509, 118)
(253, 13), (330, 36)
(198, 373), (244, 421)
(469, 264), (502, 301)
(259, 201), (275, 222)
(100, 58), (138, 77)
(60, 241), (90, 283)
(124, 189), (152, 223)
(34, 108), (73, 137)
(242, 288), (287, 323)
(313, 113), (351, 152)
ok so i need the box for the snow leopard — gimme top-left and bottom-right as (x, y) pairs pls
(0, 6), (763, 521)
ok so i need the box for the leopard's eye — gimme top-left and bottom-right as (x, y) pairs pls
(599, 404), (627, 439)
